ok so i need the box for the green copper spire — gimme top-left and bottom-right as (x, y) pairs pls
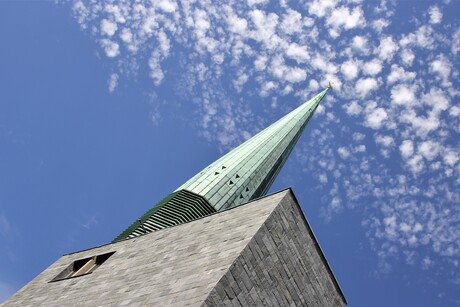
(114, 87), (330, 242)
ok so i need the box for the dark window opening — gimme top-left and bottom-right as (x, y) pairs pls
(50, 251), (115, 282)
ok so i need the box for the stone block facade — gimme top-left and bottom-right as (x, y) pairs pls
(3, 189), (345, 306)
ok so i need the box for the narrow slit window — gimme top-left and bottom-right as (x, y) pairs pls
(50, 251), (115, 282)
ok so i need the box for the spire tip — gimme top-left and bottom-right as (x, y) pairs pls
(327, 81), (333, 90)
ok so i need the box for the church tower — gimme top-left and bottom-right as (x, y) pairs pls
(3, 87), (346, 306)
(114, 88), (329, 242)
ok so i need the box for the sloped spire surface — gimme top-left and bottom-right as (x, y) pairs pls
(177, 88), (329, 210)
(114, 88), (329, 242)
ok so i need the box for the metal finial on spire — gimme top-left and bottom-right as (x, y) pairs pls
(327, 81), (333, 90)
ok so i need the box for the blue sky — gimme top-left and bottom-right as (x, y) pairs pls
(1, 0), (459, 306)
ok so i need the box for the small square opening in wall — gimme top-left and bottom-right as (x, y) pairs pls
(50, 251), (115, 282)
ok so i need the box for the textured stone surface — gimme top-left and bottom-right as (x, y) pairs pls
(3, 189), (345, 306)
(202, 192), (346, 307)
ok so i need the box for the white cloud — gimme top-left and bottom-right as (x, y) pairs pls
(119, 28), (133, 44)
(156, 31), (170, 57)
(157, 0), (177, 13)
(372, 18), (390, 33)
(254, 55), (268, 71)
(319, 173), (328, 183)
(344, 100), (362, 116)
(72, 0), (90, 29)
(400, 140), (414, 158)
(449, 106), (460, 117)
(422, 257), (433, 270)
(356, 77), (378, 97)
(281, 85), (292, 95)
(307, 0), (337, 17)
(391, 85), (416, 105)
(418, 141), (440, 161)
(259, 81), (277, 96)
(108, 73), (118, 92)
(365, 107), (388, 129)
(354, 145), (366, 153)
(149, 51), (164, 86)
(443, 150), (459, 166)
(268, 54), (307, 83)
(233, 71), (249, 92)
(341, 60), (359, 80)
(194, 8), (211, 36)
(285, 43), (310, 63)
(377, 36), (399, 61)
(351, 35), (369, 54)
(363, 59), (382, 76)
(338, 147), (350, 159)
(327, 6), (365, 33)
(330, 196), (342, 211)
(280, 9), (303, 34)
(375, 135), (395, 147)
(421, 88), (449, 113)
(353, 132), (365, 142)
(400, 109), (441, 136)
(430, 55), (451, 85)
(400, 222), (411, 233)
(285, 67), (307, 83)
(400, 49), (415, 66)
(428, 5), (442, 24)
(308, 79), (319, 91)
(269, 56), (285, 79)
(100, 19), (118, 37)
(249, 10), (280, 50)
(227, 15), (248, 34)
(415, 26), (436, 49)
(100, 39), (120, 57)
(406, 154), (424, 173)
(387, 64), (416, 84)
(104, 4), (126, 24)
(311, 54), (338, 74)
(247, 0), (268, 6)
